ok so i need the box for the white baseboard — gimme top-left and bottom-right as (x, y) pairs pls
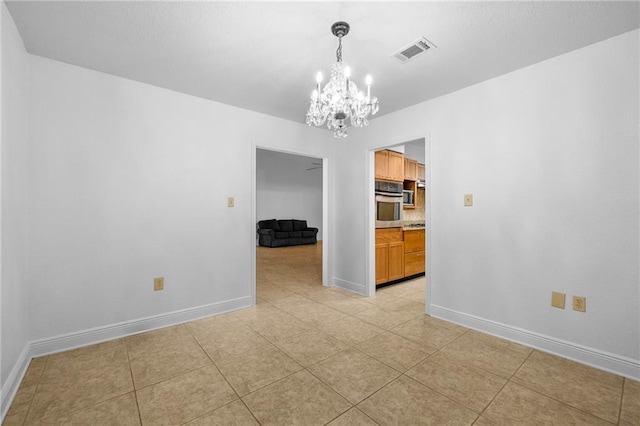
(430, 304), (640, 380)
(333, 278), (366, 296)
(1, 296), (252, 422)
(30, 296), (253, 357)
(1, 344), (31, 421)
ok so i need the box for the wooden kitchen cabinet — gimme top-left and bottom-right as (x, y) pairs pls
(388, 241), (405, 281)
(404, 158), (418, 181)
(418, 164), (425, 181)
(376, 228), (404, 285)
(375, 150), (404, 182)
(404, 229), (425, 277)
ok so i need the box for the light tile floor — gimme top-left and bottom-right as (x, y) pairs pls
(3, 243), (639, 425)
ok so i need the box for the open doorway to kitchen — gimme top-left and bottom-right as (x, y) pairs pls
(368, 137), (429, 314)
(254, 148), (326, 305)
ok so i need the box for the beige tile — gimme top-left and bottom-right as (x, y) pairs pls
(216, 344), (302, 396)
(47, 339), (125, 364)
(620, 379), (640, 426)
(483, 382), (610, 425)
(240, 309), (313, 342)
(321, 297), (376, 315)
(26, 344), (133, 422)
(284, 301), (349, 327)
(439, 330), (531, 379)
(390, 315), (467, 349)
(185, 313), (245, 338)
(3, 356), (48, 422)
(136, 365), (237, 425)
(327, 407), (379, 425)
(389, 300), (426, 316)
(185, 400), (258, 425)
(297, 287), (349, 303)
(126, 326), (210, 389)
(308, 348), (400, 404)
(29, 392), (140, 426)
(357, 331), (434, 372)
(319, 316), (384, 346)
(406, 352), (507, 413)
(358, 375), (478, 425)
(274, 329), (348, 367)
(195, 323), (271, 363)
(243, 370), (351, 426)
(21, 356), (48, 387)
(355, 306), (418, 330)
(512, 350), (623, 423)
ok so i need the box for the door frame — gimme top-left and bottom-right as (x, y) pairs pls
(367, 133), (431, 314)
(250, 145), (331, 306)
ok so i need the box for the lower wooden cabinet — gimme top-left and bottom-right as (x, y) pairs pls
(388, 241), (405, 281)
(404, 229), (425, 277)
(404, 251), (425, 276)
(375, 228), (404, 285)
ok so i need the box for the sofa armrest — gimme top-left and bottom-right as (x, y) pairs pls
(305, 227), (319, 235)
(257, 229), (275, 236)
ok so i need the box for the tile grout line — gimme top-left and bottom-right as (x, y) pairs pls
(123, 338), (145, 426)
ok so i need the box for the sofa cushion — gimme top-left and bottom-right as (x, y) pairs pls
(292, 220), (308, 231)
(275, 231), (290, 239)
(278, 220), (294, 232)
(301, 230), (316, 238)
(289, 231), (303, 238)
(259, 219), (280, 231)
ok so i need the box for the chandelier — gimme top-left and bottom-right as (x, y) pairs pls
(306, 22), (379, 138)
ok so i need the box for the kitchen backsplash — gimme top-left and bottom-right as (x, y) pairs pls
(404, 188), (425, 222)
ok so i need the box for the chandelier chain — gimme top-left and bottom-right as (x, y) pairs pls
(336, 36), (342, 62)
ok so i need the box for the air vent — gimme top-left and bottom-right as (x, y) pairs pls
(392, 37), (437, 63)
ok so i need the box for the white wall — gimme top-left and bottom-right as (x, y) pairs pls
(27, 55), (335, 342)
(339, 30), (640, 377)
(1, 0), (30, 403)
(256, 149), (323, 240)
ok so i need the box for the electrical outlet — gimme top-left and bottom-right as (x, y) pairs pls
(154, 277), (164, 291)
(573, 296), (586, 312)
(464, 193), (473, 207)
(551, 291), (566, 309)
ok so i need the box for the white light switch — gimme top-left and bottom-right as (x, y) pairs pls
(227, 197), (234, 207)
(464, 194), (473, 207)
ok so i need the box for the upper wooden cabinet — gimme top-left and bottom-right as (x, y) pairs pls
(404, 158), (418, 181)
(417, 164), (425, 181)
(375, 150), (404, 182)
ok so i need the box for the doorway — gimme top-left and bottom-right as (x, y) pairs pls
(253, 148), (328, 305)
(368, 137), (430, 314)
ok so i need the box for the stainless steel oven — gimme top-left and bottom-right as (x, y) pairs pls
(375, 181), (403, 228)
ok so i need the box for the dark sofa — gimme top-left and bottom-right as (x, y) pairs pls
(257, 219), (318, 247)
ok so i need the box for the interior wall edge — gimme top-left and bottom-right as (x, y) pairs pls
(430, 304), (640, 381)
(0, 342), (29, 422)
(332, 278), (366, 296)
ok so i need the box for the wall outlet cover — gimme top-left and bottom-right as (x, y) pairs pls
(573, 296), (586, 312)
(464, 193), (473, 207)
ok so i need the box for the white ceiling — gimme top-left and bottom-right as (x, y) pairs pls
(6, 1), (639, 125)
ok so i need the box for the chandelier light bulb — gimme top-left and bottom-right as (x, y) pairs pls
(305, 21), (379, 138)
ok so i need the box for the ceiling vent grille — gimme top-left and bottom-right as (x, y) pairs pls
(392, 37), (436, 63)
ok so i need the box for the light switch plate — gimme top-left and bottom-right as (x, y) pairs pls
(228, 197), (234, 207)
(154, 277), (164, 291)
(464, 193), (473, 207)
(551, 291), (566, 309)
